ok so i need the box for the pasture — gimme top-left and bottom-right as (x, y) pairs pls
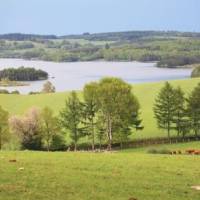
(1, 142), (200, 200)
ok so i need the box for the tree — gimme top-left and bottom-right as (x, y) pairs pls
(172, 87), (187, 137)
(41, 81), (55, 93)
(0, 106), (9, 150)
(97, 77), (141, 150)
(9, 107), (43, 150)
(187, 83), (200, 137)
(154, 82), (176, 139)
(41, 107), (60, 151)
(82, 82), (99, 151)
(105, 43), (110, 49)
(59, 91), (83, 151)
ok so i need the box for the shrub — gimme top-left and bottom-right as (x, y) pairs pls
(11, 90), (20, 94)
(50, 134), (66, 151)
(147, 148), (171, 154)
(0, 89), (9, 94)
(191, 65), (200, 78)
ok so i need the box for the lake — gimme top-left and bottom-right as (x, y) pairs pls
(0, 59), (192, 94)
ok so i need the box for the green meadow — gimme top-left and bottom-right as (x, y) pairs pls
(1, 78), (200, 139)
(1, 142), (200, 200)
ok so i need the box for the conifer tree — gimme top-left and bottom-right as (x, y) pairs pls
(173, 87), (187, 137)
(187, 83), (200, 137)
(154, 82), (176, 139)
(59, 91), (83, 151)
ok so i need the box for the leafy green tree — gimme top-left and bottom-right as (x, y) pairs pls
(97, 77), (141, 150)
(154, 82), (176, 139)
(41, 107), (60, 151)
(82, 82), (99, 151)
(0, 106), (9, 150)
(173, 87), (187, 137)
(187, 83), (200, 137)
(59, 91), (83, 151)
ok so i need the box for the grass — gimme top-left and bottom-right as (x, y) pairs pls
(1, 142), (200, 200)
(1, 78), (200, 140)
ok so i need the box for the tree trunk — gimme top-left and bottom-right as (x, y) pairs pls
(0, 134), (1, 150)
(47, 140), (50, 152)
(74, 142), (77, 151)
(167, 121), (170, 140)
(107, 115), (112, 151)
(99, 140), (102, 151)
(91, 119), (95, 151)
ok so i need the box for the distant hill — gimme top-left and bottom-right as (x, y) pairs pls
(0, 33), (57, 41)
(60, 30), (200, 41)
(1, 30), (200, 41)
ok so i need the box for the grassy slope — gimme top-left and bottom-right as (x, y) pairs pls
(1, 142), (200, 200)
(1, 78), (200, 139)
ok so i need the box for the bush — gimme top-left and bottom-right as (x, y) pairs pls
(147, 148), (171, 154)
(50, 134), (66, 151)
(191, 65), (200, 78)
(29, 91), (40, 95)
(0, 89), (9, 94)
(11, 90), (20, 94)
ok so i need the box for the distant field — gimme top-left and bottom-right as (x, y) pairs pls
(1, 141), (200, 200)
(1, 78), (200, 139)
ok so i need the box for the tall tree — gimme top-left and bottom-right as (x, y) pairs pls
(0, 106), (9, 150)
(59, 91), (83, 151)
(173, 87), (187, 137)
(97, 77), (141, 150)
(41, 107), (60, 151)
(187, 83), (200, 137)
(154, 82), (176, 139)
(82, 82), (99, 151)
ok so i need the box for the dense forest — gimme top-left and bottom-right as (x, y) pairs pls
(0, 31), (200, 67)
(0, 67), (48, 81)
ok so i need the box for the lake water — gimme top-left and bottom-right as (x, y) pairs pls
(0, 59), (192, 94)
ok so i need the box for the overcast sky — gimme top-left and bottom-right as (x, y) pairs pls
(1, 0), (200, 35)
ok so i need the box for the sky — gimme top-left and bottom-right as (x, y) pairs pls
(1, 0), (200, 35)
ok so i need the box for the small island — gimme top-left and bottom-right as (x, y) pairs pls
(0, 66), (48, 81)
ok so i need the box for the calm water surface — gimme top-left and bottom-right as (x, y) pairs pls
(0, 59), (192, 94)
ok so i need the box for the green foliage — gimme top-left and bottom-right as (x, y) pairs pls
(2, 78), (200, 144)
(173, 87), (188, 137)
(1, 32), (200, 67)
(191, 65), (200, 78)
(0, 67), (48, 81)
(154, 82), (176, 138)
(82, 82), (99, 150)
(41, 107), (60, 151)
(59, 91), (84, 151)
(97, 77), (141, 149)
(187, 83), (200, 137)
(0, 106), (9, 149)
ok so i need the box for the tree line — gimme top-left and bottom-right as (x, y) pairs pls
(1, 78), (200, 151)
(154, 82), (200, 139)
(0, 67), (48, 81)
(0, 77), (142, 151)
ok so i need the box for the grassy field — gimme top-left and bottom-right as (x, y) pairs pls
(1, 142), (200, 200)
(1, 78), (200, 140)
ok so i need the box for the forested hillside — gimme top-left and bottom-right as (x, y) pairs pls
(0, 31), (200, 67)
